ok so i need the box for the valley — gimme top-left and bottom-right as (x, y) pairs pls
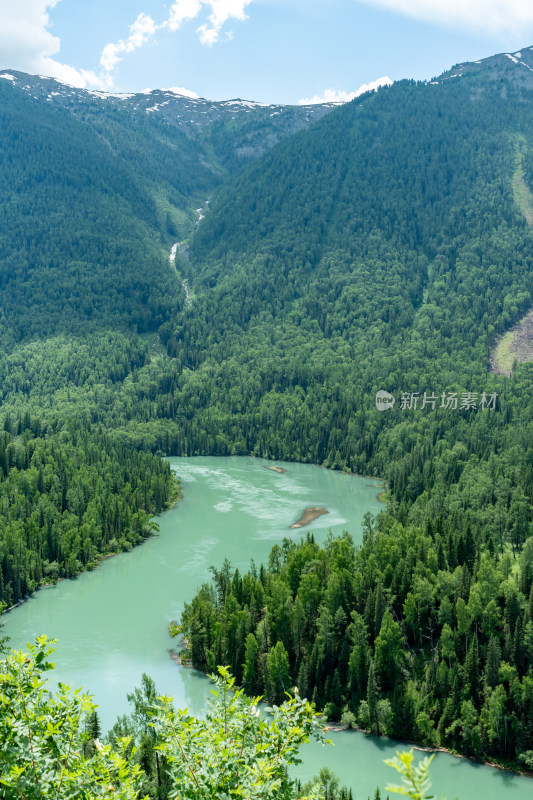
(3, 458), (532, 799)
(2, 42), (533, 799)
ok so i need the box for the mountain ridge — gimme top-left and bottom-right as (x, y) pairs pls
(435, 44), (533, 90)
(0, 69), (337, 136)
(1, 43), (533, 773)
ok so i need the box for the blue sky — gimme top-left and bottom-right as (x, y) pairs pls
(3, 1), (533, 103)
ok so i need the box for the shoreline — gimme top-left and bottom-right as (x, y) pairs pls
(325, 723), (533, 778)
(0, 482), (181, 619)
(6, 452), (528, 781)
(168, 648), (193, 668)
(248, 456), (387, 492)
(1, 453), (383, 618)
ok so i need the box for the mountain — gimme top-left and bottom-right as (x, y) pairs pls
(163, 50), (533, 477)
(172, 49), (533, 769)
(436, 45), (533, 90)
(0, 70), (335, 167)
(1, 48), (533, 771)
(0, 70), (335, 345)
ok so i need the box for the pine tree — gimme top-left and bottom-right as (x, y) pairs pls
(367, 660), (379, 736)
(463, 639), (479, 702)
(513, 618), (524, 674)
(348, 612), (370, 703)
(524, 620), (533, 664)
(374, 582), (386, 634)
(243, 633), (260, 694)
(484, 636), (501, 689)
(83, 710), (101, 757)
(297, 658), (308, 700)
(364, 589), (375, 636)
(266, 641), (291, 704)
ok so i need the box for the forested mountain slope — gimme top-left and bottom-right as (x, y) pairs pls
(0, 71), (334, 346)
(0, 71), (335, 604)
(0, 70), (335, 167)
(1, 48), (533, 772)
(154, 52), (533, 497)
(173, 50), (533, 768)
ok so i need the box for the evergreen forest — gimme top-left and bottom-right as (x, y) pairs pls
(1, 45), (533, 790)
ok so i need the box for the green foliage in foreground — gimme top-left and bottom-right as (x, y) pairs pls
(152, 667), (328, 800)
(385, 751), (440, 800)
(0, 636), (145, 799)
(0, 638), (444, 800)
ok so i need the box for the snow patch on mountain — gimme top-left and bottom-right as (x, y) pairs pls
(87, 91), (135, 100)
(222, 99), (267, 108)
(519, 60), (533, 73)
(0, 69), (337, 145)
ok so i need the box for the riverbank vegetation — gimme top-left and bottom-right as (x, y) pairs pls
(2, 50), (533, 789)
(157, 73), (533, 774)
(181, 531), (533, 771)
(0, 417), (177, 610)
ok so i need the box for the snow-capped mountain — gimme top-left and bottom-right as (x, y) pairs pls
(0, 70), (336, 154)
(432, 45), (533, 89)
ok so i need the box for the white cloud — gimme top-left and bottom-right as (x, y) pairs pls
(100, 13), (157, 73)
(0, 0), (108, 89)
(166, 86), (200, 97)
(100, 0), (253, 79)
(0, 0), (253, 91)
(359, 0), (533, 35)
(166, 0), (203, 32)
(42, 61), (107, 89)
(298, 76), (392, 105)
(197, 24), (220, 46)
(196, 0), (252, 46)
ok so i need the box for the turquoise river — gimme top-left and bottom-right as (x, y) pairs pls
(2, 457), (532, 799)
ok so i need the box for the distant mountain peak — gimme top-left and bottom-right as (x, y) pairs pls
(433, 45), (533, 90)
(0, 69), (336, 112)
(0, 68), (340, 175)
